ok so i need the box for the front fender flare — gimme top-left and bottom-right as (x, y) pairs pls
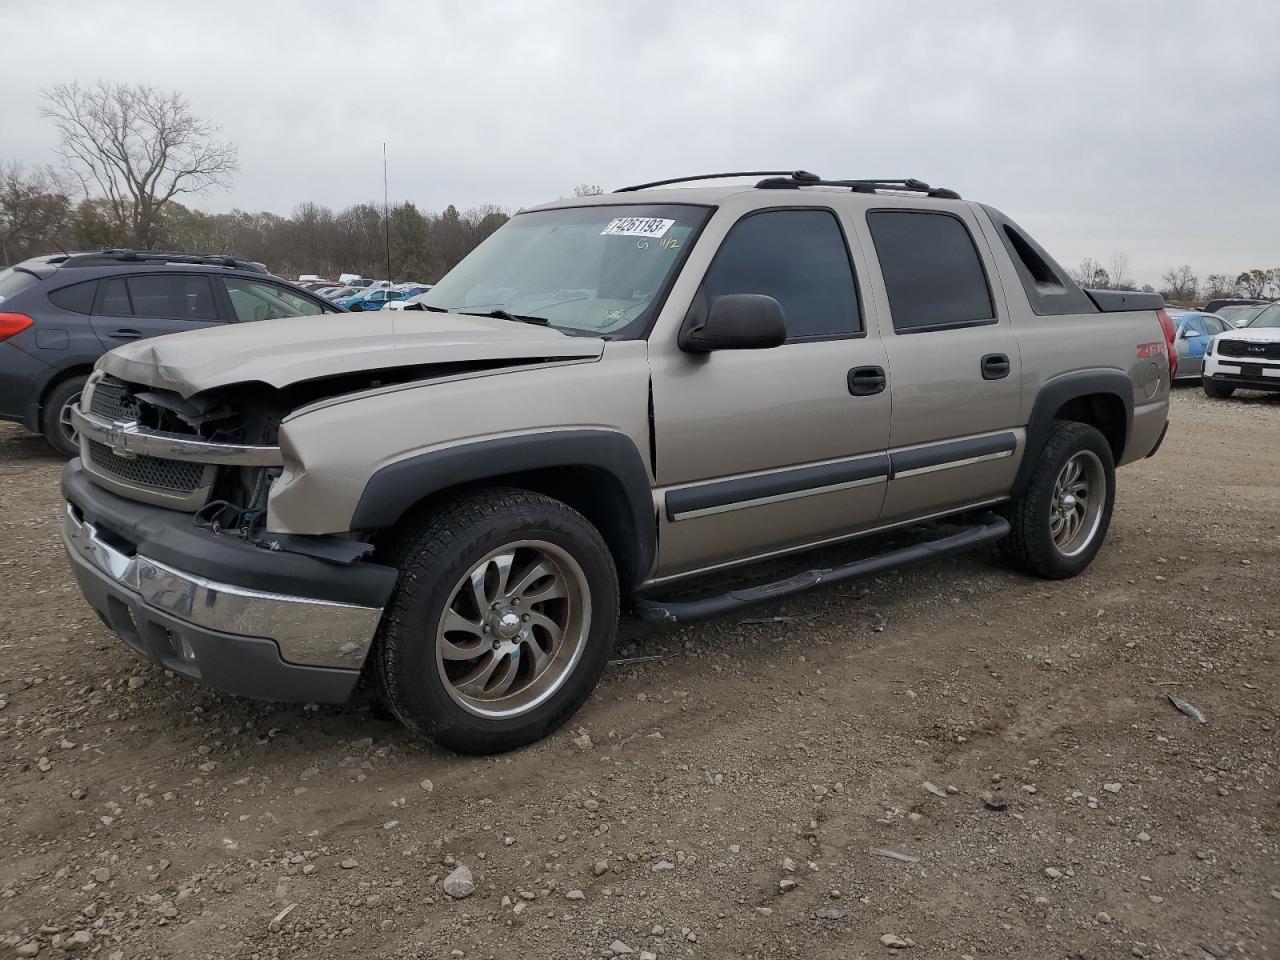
(350, 430), (656, 581)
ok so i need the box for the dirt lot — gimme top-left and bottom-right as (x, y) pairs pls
(1, 388), (1277, 960)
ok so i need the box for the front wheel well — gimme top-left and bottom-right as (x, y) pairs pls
(1050, 392), (1126, 462)
(376, 467), (650, 593)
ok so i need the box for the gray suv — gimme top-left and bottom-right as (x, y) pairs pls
(58, 172), (1174, 754)
(0, 251), (339, 455)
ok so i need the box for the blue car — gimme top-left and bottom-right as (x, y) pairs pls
(334, 286), (431, 312)
(1170, 310), (1232, 381)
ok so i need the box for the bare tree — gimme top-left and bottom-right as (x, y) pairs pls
(41, 81), (238, 249)
(1105, 252), (1134, 290)
(1161, 265), (1198, 303)
(573, 184), (604, 197)
(1203, 273), (1238, 299)
(1073, 257), (1110, 288)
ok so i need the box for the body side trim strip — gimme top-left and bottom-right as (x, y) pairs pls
(889, 431), (1018, 477)
(663, 430), (1019, 523)
(670, 474), (886, 521)
(663, 453), (890, 522)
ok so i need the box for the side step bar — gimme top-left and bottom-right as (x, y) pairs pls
(633, 513), (1010, 625)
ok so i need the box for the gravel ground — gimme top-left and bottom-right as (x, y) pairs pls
(1, 387), (1277, 960)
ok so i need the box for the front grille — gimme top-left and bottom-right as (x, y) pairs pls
(1218, 339), (1280, 360)
(86, 440), (209, 493)
(89, 376), (139, 421)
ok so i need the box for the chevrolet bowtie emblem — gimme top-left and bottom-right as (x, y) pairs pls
(107, 424), (137, 459)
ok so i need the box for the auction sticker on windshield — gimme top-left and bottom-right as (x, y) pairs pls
(600, 217), (675, 238)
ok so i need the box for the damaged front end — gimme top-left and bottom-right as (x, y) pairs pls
(71, 372), (372, 562)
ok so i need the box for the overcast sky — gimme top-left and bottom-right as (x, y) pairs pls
(2, 0), (1276, 285)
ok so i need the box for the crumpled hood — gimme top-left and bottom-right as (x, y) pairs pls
(97, 311), (604, 397)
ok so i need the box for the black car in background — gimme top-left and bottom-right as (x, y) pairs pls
(0, 251), (340, 455)
(1202, 297), (1268, 315)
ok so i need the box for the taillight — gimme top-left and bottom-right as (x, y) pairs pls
(1155, 309), (1178, 380)
(0, 312), (34, 343)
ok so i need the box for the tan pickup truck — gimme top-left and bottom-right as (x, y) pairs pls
(61, 171), (1174, 753)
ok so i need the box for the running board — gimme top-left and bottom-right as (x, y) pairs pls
(633, 513), (1010, 625)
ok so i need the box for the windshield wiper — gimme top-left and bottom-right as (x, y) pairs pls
(461, 309), (550, 327)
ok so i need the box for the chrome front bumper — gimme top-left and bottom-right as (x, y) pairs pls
(63, 504), (382, 670)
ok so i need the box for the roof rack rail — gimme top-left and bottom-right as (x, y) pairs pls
(613, 171), (961, 200)
(614, 170), (822, 192)
(61, 250), (270, 273)
(754, 174), (961, 199)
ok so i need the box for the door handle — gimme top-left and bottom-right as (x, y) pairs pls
(108, 328), (143, 341)
(847, 365), (887, 396)
(981, 353), (1011, 380)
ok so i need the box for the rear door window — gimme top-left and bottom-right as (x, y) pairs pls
(867, 210), (995, 333)
(221, 277), (327, 322)
(124, 275), (219, 321)
(699, 209), (861, 339)
(98, 278), (132, 316)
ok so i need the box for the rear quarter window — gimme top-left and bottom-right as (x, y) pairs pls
(867, 210), (994, 333)
(47, 280), (98, 314)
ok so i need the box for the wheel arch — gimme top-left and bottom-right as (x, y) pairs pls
(1014, 370), (1132, 497)
(351, 430), (656, 591)
(35, 364), (95, 429)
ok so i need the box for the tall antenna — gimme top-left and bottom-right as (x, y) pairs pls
(383, 141), (392, 283)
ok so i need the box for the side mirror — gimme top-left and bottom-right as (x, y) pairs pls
(1182, 328), (1201, 339)
(679, 294), (787, 354)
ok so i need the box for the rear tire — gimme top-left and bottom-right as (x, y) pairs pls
(1202, 378), (1235, 399)
(1004, 421), (1115, 580)
(373, 488), (619, 755)
(40, 375), (88, 458)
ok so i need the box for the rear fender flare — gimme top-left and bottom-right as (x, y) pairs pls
(1013, 370), (1133, 497)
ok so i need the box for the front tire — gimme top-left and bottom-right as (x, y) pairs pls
(40, 375), (88, 458)
(373, 488), (619, 754)
(1004, 421), (1115, 580)
(1202, 378), (1235, 399)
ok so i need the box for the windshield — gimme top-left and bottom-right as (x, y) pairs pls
(1244, 302), (1280, 329)
(422, 203), (711, 337)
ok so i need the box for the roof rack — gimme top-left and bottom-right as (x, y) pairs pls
(754, 174), (961, 199)
(614, 170), (960, 199)
(614, 170), (821, 192)
(60, 250), (269, 273)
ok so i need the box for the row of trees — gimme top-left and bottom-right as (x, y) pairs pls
(1071, 254), (1280, 304)
(0, 160), (508, 282)
(1158, 264), (1280, 304)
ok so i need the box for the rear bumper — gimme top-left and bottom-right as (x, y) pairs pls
(61, 460), (398, 703)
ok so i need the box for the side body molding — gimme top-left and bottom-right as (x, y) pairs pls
(351, 430), (656, 583)
(1013, 369), (1134, 496)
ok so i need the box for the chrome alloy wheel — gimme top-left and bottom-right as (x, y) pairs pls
(435, 540), (590, 718)
(1050, 450), (1106, 557)
(59, 392), (82, 448)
